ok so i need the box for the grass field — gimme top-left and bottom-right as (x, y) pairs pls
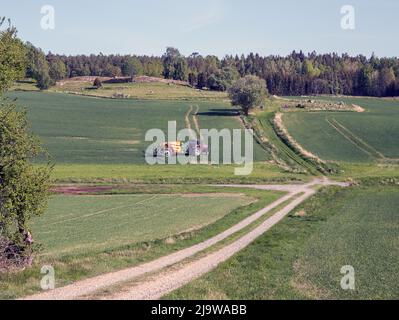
(33, 193), (254, 256)
(0, 186), (283, 299)
(8, 91), (269, 165)
(283, 97), (399, 163)
(167, 185), (399, 300)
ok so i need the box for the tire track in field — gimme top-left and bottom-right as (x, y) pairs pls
(192, 105), (201, 138)
(47, 195), (159, 226)
(326, 117), (385, 159)
(185, 105), (201, 139)
(184, 105), (194, 131)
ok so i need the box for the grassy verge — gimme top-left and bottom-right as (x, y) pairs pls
(167, 185), (399, 300)
(336, 163), (399, 181)
(0, 185), (284, 299)
(50, 163), (309, 184)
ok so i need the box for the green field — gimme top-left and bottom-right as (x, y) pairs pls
(8, 91), (269, 164)
(0, 186), (283, 299)
(283, 97), (399, 163)
(33, 193), (254, 257)
(167, 186), (399, 300)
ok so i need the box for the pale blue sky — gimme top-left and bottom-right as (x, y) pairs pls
(1, 0), (397, 57)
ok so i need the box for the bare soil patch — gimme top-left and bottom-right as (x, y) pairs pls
(51, 185), (115, 195)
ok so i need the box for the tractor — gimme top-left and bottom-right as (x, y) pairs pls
(183, 140), (209, 157)
(152, 140), (208, 158)
(153, 141), (183, 158)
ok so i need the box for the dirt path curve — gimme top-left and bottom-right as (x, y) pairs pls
(23, 178), (348, 300)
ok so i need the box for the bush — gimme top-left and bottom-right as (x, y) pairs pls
(93, 78), (102, 88)
(0, 236), (34, 272)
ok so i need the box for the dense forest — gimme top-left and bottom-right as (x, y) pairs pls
(26, 44), (399, 97)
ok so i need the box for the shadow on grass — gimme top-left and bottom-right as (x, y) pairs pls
(197, 109), (240, 117)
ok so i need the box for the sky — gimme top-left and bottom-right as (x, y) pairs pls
(1, 0), (398, 57)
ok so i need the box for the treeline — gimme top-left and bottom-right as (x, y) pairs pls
(25, 44), (399, 97)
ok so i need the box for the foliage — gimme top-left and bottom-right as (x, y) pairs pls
(122, 56), (143, 78)
(102, 63), (121, 77)
(25, 43), (51, 89)
(0, 18), (26, 93)
(0, 19), (51, 267)
(19, 48), (399, 97)
(228, 76), (268, 115)
(93, 77), (102, 88)
(162, 47), (189, 81)
(17, 42), (399, 97)
(205, 67), (239, 91)
(47, 53), (67, 81)
(0, 103), (52, 252)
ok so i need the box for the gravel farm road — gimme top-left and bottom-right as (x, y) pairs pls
(23, 178), (348, 300)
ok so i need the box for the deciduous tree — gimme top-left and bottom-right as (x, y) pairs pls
(0, 19), (52, 269)
(122, 56), (144, 78)
(25, 43), (51, 89)
(228, 76), (268, 116)
(0, 18), (26, 93)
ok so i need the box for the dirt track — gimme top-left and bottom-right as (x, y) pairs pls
(23, 179), (347, 300)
